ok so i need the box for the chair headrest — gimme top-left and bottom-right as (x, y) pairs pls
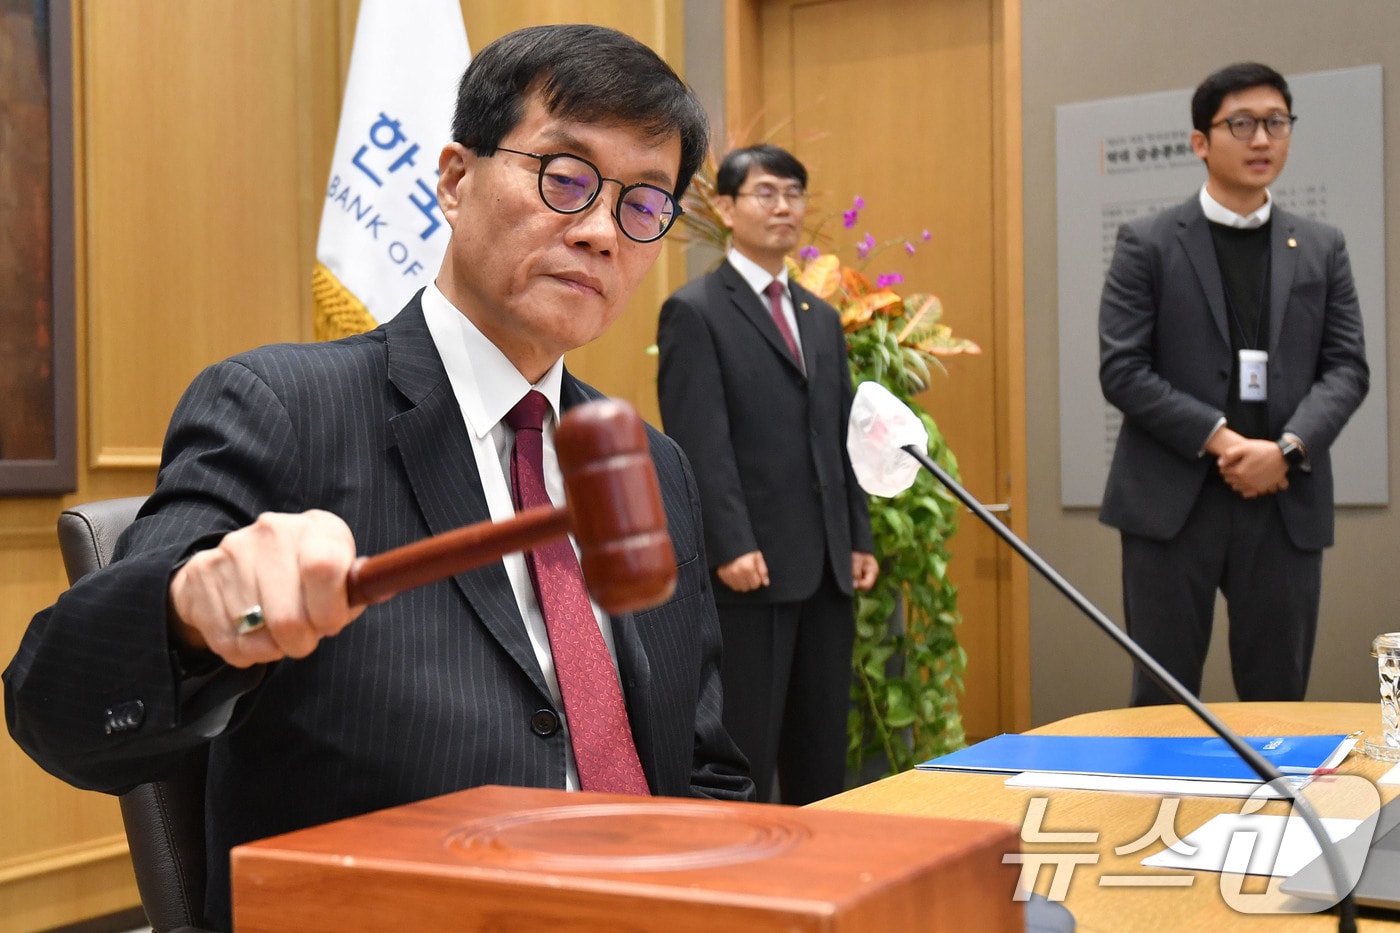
(56, 496), (148, 584)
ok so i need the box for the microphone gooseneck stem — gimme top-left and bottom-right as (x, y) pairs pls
(900, 444), (1357, 933)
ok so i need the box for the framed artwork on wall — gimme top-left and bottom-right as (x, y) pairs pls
(0, 0), (75, 495)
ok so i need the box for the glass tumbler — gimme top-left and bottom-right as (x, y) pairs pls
(1364, 632), (1400, 761)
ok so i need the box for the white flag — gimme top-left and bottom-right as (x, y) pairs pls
(312, 0), (470, 339)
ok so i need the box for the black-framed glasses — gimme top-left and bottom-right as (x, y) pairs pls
(1210, 113), (1298, 141)
(735, 184), (807, 210)
(492, 147), (682, 243)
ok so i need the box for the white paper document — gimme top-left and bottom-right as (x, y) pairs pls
(1141, 814), (1364, 876)
(1005, 771), (1311, 799)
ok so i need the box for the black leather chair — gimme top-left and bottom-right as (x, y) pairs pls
(57, 497), (211, 933)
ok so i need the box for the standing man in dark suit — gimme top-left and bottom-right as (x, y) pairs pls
(1099, 62), (1368, 707)
(656, 145), (877, 804)
(5, 25), (752, 930)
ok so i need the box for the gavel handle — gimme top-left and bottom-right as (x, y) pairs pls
(345, 505), (572, 606)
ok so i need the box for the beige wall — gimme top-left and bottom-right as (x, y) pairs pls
(1022, 0), (1400, 725)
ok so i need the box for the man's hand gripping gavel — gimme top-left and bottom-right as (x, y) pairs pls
(168, 400), (676, 668)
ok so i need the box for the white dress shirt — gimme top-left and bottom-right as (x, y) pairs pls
(727, 248), (804, 358)
(421, 281), (623, 791)
(1200, 183), (1273, 229)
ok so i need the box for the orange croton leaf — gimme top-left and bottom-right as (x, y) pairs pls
(796, 254), (841, 299)
(841, 302), (875, 332)
(859, 289), (903, 318)
(840, 264), (877, 298)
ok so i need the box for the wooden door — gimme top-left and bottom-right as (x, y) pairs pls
(738, 0), (1027, 740)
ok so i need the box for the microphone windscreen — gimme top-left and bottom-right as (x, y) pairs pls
(846, 381), (929, 497)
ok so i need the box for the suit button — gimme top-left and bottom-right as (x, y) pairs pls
(531, 709), (559, 736)
(103, 700), (145, 735)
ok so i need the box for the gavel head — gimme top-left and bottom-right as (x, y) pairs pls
(556, 400), (678, 614)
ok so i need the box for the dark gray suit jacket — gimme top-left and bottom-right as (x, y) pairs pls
(656, 259), (873, 605)
(1099, 197), (1369, 550)
(4, 294), (752, 928)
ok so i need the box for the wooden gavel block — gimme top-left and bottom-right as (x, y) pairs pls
(345, 399), (677, 615)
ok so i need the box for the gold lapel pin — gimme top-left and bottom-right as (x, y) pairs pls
(799, 302), (810, 311)
(1288, 237), (1298, 248)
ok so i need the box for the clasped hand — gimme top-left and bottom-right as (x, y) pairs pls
(1213, 430), (1289, 499)
(717, 550), (879, 593)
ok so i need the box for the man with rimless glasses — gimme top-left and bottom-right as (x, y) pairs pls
(657, 145), (877, 804)
(1099, 62), (1368, 708)
(7, 24), (754, 930)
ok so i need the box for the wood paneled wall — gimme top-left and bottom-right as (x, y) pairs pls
(0, 2), (683, 928)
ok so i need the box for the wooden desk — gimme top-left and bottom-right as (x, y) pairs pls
(812, 702), (1400, 932)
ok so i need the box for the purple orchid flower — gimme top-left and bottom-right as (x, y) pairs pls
(842, 195), (866, 229)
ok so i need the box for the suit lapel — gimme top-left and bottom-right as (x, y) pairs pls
(608, 600), (656, 778)
(1268, 209), (1299, 354)
(1177, 200), (1232, 348)
(789, 280), (821, 381)
(382, 298), (548, 696)
(719, 260), (806, 376)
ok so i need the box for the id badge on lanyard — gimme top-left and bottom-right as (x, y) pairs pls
(1239, 348), (1267, 402)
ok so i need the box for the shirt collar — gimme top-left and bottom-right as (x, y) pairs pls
(1199, 184), (1272, 229)
(727, 247), (789, 296)
(420, 282), (565, 437)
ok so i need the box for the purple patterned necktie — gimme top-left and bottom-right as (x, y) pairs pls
(765, 279), (803, 370)
(505, 391), (649, 795)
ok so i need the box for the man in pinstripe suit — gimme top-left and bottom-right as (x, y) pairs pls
(5, 25), (753, 930)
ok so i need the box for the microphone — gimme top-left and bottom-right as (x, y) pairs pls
(846, 380), (1361, 932)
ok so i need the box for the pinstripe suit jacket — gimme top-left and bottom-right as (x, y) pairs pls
(4, 294), (753, 927)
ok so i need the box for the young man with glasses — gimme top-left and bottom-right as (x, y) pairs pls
(656, 144), (878, 804)
(1098, 62), (1368, 707)
(6, 25), (753, 930)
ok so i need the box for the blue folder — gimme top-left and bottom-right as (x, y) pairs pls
(916, 733), (1348, 782)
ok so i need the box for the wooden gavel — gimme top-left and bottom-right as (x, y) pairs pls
(344, 398), (677, 615)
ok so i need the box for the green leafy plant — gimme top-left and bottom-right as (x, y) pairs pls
(792, 198), (975, 775)
(678, 165), (979, 777)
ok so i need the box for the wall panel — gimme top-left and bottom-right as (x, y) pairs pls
(83, 0), (340, 468)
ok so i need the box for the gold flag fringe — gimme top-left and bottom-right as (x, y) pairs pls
(312, 262), (379, 340)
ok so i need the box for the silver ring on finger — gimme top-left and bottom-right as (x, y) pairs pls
(235, 604), (265, 635)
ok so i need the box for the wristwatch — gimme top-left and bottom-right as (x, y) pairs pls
(1277, 436), (1306, 469)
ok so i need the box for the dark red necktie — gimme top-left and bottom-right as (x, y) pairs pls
(765, 279), (803, 371)
(506, 391), (649, 795)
